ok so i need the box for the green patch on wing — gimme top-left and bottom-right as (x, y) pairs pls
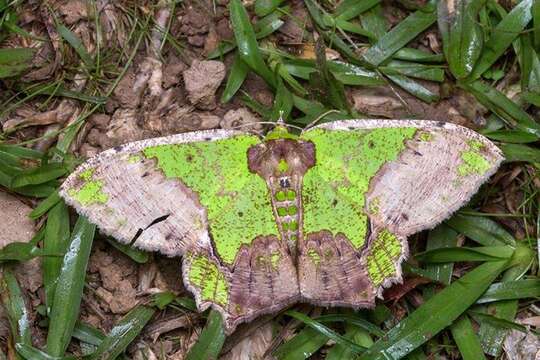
(68, 168), (108, 206)
(367, 229), (402, 287)
(188, 255), (228, 306)
(457, 140), (491, 177)
(301, 127), (417, 249)
(143, 135), (278, 264)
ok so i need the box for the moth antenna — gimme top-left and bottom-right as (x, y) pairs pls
(301, 110), (341, 134)
(226, 121), (304, 134)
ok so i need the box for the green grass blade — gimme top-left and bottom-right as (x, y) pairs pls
(384, 73), (439, 103)
(10, 163), (68, 188)
(287, 310), (367, 354)
(0, 268), (31, 346)
(72, 322), (105, 346)
(393, 48), (444, 63)
(357, 260), (509, 360)
(335, 0), (380, 21)
(460, 80), (540, 137)
(273, 327), (329, 360)
(446, 213), (515, 247)
(0, 144), (43, 160)
(46, 216), (96, 357)
(186, 310), (226, 360)
(446, 0), (486, 79)
(254, 0), (285, 17)
(416, 246), (514, 263)
(15, 344), (76, 360)
(327, 325), (373, 360)
(361, 4), (387, 41)
(0, 48), (34, 78)
(29, 191), (61, 219)
(468, 0), (533, 80)
(271, 77), (293, 121)
(499, 143), (540, 162)
(57, 24), (94, 68)
(423, 224), (458, 285)
(105, 237), (149, 264)
(363, 1), (437, 66)
(43, 201), (71, 310)
(477, 279), (540, 303)
(314, 314), (384, 337)
(477, 245), (535, 356)
(230, 0), (276, 87)
(534, 0), (540, 51)
(450, 315), (487, 360)
(21, 84), (107, 104)
(380, 60), (445, 82)
(483, 129), (538, 143)
(89, 305), (155, 360)
(221, 55), (249, 103)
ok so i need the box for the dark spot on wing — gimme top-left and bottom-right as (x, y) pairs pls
(436, 121), (446, 127)
(113, 145), (123, 152)
(142, 171), (150, 178)
(204, 137), (212, 141)
(238, 211), (244, 217)
(332, 199), (338, 207)
(401, 213), (409, 221)
(368, 140), (374, 149)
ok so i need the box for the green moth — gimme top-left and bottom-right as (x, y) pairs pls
(60, 119), (503, 333)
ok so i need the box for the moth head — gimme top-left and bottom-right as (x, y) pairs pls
(247, 139), (315, 179)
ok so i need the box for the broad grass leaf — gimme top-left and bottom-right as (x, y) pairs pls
(46, 217), (96, 357)
(357, 260), (509, 360)
(186, 310), (226, 360)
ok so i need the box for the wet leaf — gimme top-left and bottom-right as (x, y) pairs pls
(10, 163), (68, 188)
(0, 268), (31, 346)
(467, 0), (533, 80)
(221, 55), (249, 103)
(89, 305), (155, 360)
(15, 344), (76, 360)
(499, 143), (540, 163)
(46, 216), (96, 357)
(105, 237), (149, 264)
(416, 246), (514, 263)
(363, 1), (437, 66)
(57, 24), (94, 68)
(477, 279), (540, 303)
(42, 201), (71, 310)
(230, 0), (276, 87)
(186, 310), (226, 360)
(335, 0), (381, 21)
(450, 315), (486, 360)
(274, 327), (329, 360)
(446, 213), (516, 247)
(445, 0), (486, 79)
(357, 260), (509, 360)
(254, 0), (284, 17)
(0, 48), (34, 78)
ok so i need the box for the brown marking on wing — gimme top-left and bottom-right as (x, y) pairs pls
(298, 230), (375, 307)
(183, 235), (299, 334)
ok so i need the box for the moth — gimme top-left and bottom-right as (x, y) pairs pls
(60, 119), (503, 333)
